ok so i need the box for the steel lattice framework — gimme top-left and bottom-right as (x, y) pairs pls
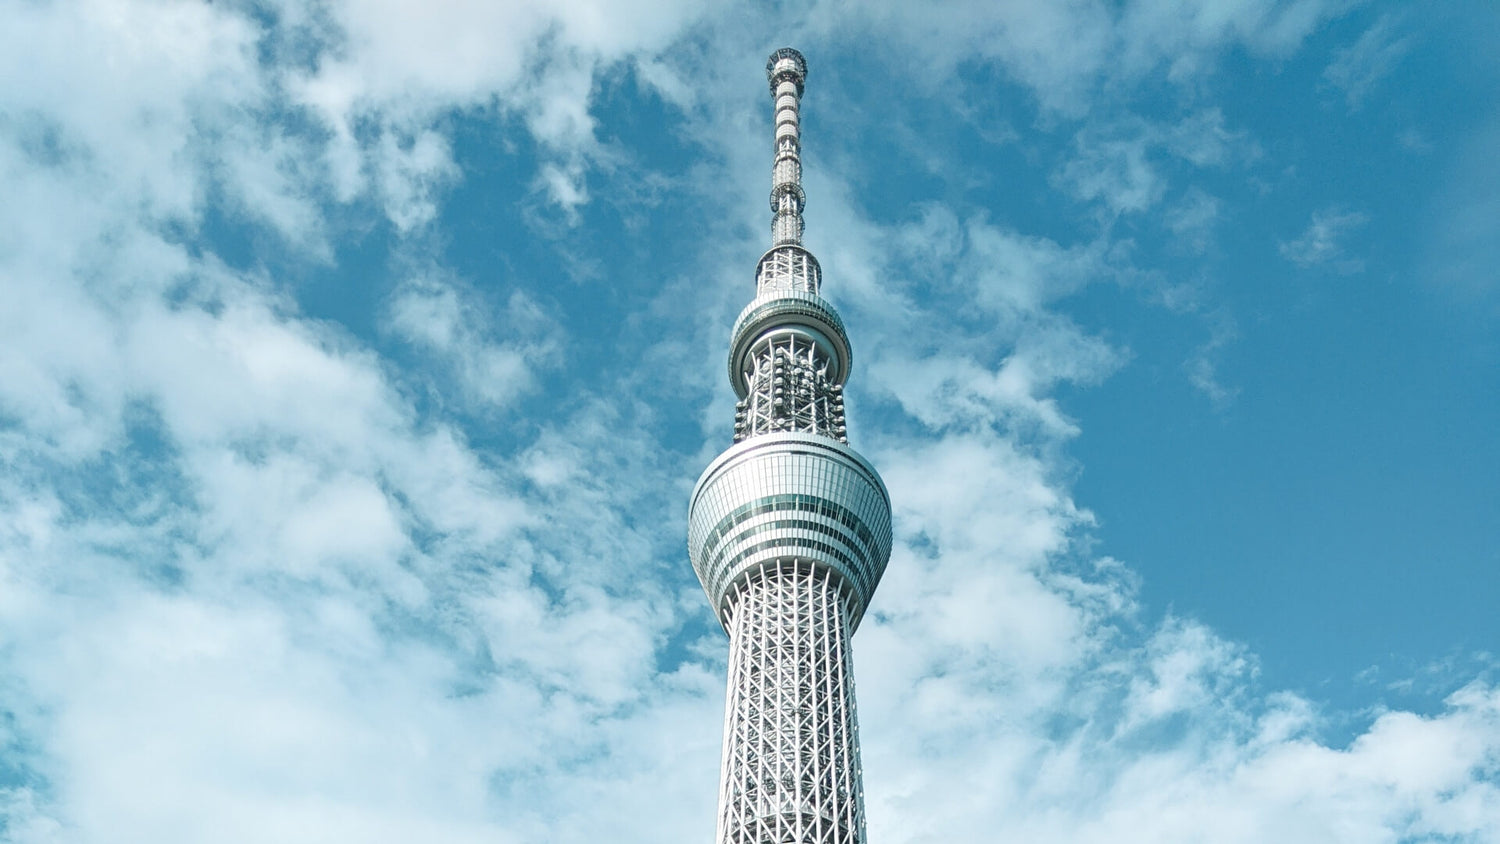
(688, 49), (892, 844)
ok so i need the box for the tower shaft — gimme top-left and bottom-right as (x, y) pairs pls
(689, 49), (891, 844)
(717, 562), (863, 844)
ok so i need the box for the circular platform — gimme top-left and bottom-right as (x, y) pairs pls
(688, 432), (892, 631)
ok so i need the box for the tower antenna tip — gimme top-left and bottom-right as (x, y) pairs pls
(766, 47), (807, 94)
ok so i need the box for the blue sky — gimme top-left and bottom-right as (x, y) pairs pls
(2, 1), (1498, 841)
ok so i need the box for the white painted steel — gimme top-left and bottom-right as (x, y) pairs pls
(688, 48), (890, 844)
(715, 561), (865, 844)
(688, 433), (892, 628)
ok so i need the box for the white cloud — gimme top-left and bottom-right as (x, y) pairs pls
(1166, 109), (1248, 168)
(874, 324), (1119, 438)
(826, 208), (1122, 439)
(801, 0), (1342, 115)
(0, 3), (720, 838)
(1280, 206), (1370, 271)
(1324, 14), (1413, 109)
(1057, 110), (1250, 218)
(386, 273), (558, 411)
(1059, 130), (1165, 215)
(286, 0), (705, 223)
(1185, 312), (1240, 408)
(1122, 617), (1252, 728)
(1166, 187), (1223, 253)
(1425, 116), (1500, 297)
(1119, 0), (1343, 78)
(1, 2), (1496, 842)
(373, 129), (460, 233)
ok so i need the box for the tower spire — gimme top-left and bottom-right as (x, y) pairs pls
(688, 49), (893, 844)
(756, 49), (822, 298)
(767, 47), (808, 248)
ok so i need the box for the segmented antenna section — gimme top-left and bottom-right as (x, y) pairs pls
(759, 48), (822, 297)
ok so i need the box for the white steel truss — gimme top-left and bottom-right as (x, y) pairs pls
(716, 561), (865, 844)
(734, 334), (848, 444)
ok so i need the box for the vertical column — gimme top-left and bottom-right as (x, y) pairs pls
(715, 561), (866, 844)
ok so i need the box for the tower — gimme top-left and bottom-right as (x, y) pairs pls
(687, 48), (893, 844)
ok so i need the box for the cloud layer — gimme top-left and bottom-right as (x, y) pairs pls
(2, 1), (1496, 842)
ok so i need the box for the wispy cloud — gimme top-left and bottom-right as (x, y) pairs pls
(1184, 313), (1240, 409)
(1165, 188), (1223, 254)
(1425, 116), (1500, 297)
(1324, 14), (1414, 109)
(1, 1), (1496, 842)
(1055, 110), (1251, 219)
(1280, 206), (1370, 271)
(386, 273), (560, 411)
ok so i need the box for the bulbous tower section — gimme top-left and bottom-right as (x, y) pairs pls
(687, 48), (892, 844)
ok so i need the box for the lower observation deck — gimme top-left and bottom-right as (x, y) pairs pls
(688, 432), (893, 631)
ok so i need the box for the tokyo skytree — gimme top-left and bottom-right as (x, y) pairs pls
(687, 48), (893, 844)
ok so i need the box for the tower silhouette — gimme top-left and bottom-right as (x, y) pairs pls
(688, 48), (892, 844)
